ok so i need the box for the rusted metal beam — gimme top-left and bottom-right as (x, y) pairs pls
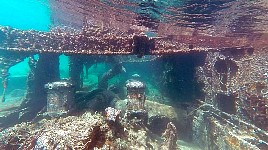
(0, 25), (133, 55)
(0, 25), (266, 55)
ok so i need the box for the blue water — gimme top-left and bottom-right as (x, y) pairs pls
(0, 0), (51, 77)
(0, 0), (51, 31)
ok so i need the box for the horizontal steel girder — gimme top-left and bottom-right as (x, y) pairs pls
(0, 25), (266, 55)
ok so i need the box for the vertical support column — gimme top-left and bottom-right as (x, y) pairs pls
(19, 53), (59, 121)
(69, 56), (84, 91)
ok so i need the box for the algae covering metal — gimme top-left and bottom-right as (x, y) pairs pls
(0, 25), (267, 55)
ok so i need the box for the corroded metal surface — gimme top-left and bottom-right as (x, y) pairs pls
(0, 25), (133, 55)
(196, 46), (268, 130)
(193, 103), (268, 150)
(1, 25), (268, 55)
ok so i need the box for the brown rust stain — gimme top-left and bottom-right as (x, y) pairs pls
(225, 136), (241, 150)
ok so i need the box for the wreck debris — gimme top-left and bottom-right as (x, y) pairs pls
(44, 81), (74, 117)
(1, 73), (8, 102)
(98, 62), (126, 89)
(125, 80), (148, 125)
(115, 98), (180, 136)
(192, 103), (268, 150)
(105, 107), (121, 123)
(161, 122), (178, 150)
(104, 107), (126, 139)
(126, 80), (146, 111)
(75, 89), (119, 112)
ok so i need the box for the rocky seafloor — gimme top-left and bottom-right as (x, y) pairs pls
(0, 99), (201, 150)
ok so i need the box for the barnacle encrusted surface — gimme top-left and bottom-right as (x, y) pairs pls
(0, 112), (106, 149)
(0, 111), (180, 149)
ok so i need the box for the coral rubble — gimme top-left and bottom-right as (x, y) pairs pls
(0, 110), (181, 149)
(161, 122), (178, 150)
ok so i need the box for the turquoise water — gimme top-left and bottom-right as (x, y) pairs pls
(0, 0), (51, 77)
(0, 0), (50, 31)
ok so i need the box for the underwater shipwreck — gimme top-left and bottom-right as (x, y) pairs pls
(0, 0), (268, 149)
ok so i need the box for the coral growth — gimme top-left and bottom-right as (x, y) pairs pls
(244, 93), (268, 130)
(105, 107), (121, 123)
(161, 122), (178, 150)
(0, 111), (175, 149)
(196, 48), (268, 131)
(0, 96), (188, 150)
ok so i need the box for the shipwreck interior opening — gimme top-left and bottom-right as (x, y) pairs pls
(216, 93), (237, 114)
(214, 58), (239, 91)
(156, 53), (207, 103)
